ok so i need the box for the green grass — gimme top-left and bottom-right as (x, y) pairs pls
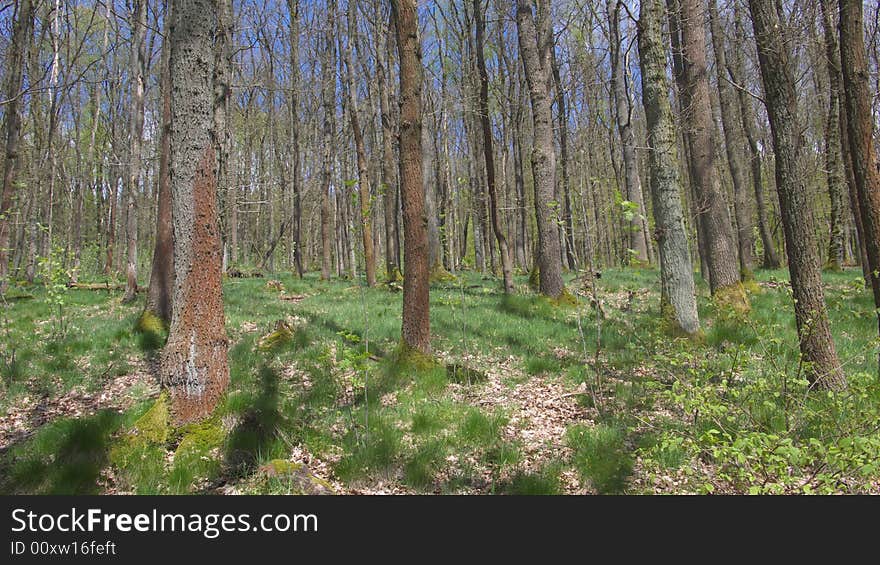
(1, 266), (878, 494)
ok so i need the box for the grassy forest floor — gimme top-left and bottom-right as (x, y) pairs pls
(1, 267), (878, 494)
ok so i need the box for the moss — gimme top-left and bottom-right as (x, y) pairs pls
(823, 260), (843, 273)
(659, 299), (705, 341)
(550, 287), (578, 307)
(713, 283), (751, 318)
(263, 459), (304, 475)
(392, 341), (439, 371)
(386, 267), (403, 283)
(429, 264), (457, 283)
(528, 265), (540, 291)
(256, 320), (294, 351)
(132, 393), (170, 444)
(742, 277), (762, 295)
(174, 417), (225, 460)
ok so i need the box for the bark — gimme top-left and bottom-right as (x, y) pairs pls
(817, 0), (847, 272)
(749, 0), (846, 390)
(344, 4), (377, 287)
(516, 0), (565, 298)
(287, 0), (304, 278)
(392, 0), (431, 355)
(729, 3), (780, 269)
(0, 0), (34, 293)
(215, 0), (234, 270)
(320, 5), (336, 281)
(144, 0), (174, 323)
(161, 0), (230, 423)
(708, 0), (755, 278)
(550, 46), (579, 271)
(377, 14), (401, 281)
(475, 0), (514, 293)
(608, 0), (651, 265)
(840, 0), (880, 356)
(678, 0), (747, 305)
(123, 0), (147, 304)
(638, 0), (701, 337)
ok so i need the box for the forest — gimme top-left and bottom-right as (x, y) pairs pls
(0, 0), (879, 495)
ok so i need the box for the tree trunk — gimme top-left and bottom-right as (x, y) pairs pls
(392, 0), (431, 355)
(729, 3), (780, 270)
(287, 0), (304, 278)
(320, 5), (336, 281)
(708, 0), (755, 279)
(637, 0), (701, 337)
(516, 0), (565, 299)
(475, 0), (514, 293)
(0, 0), (34, 293)
(161, 0), (230, 424)
(749, 0), (846, 390)
(123, 0), (147, 304)
(840, 0), (880, 361)
(144, 0), (174, 324)
(608, 0), (651, 266)
(678, 0), (748, 309)
(377, 14), (401, 281)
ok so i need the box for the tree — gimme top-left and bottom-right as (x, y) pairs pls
(677, 0), (748, 310)
(748, 0), (846, 390)
(376, 7), (401, 282)
(637, 0), (701, 337)
(0, 0), (35, 294)
(608, 0), (651, 266)
(475, 0), (514, 293)
(839, 0), (880, 353)
(144, 0), (174, 324)
(122, 0), (147, 304)
(345, 0), (377, 287)
(515, 0), (565, 299)
(160, 0), (230, 423)
(391, 0), (431, 355)
(707, 0), (755, 279)
(319, 4), (337, 281)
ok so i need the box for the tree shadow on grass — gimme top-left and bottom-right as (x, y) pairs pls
(0, 409), (122, 494)
(223, 365), (281, 479)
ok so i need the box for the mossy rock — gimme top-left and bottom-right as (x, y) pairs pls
(257, 320), (294, 351)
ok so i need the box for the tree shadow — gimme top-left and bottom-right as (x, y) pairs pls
(223, 365), (281, 479)
(0, 409), (121, 494)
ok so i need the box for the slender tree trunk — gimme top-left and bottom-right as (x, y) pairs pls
(550, 47), (579, 271)
(144, 0), (174, 323)
(392, 0), (431, 355)
(678, 0), (748, 308)
(215, 0), (234, 273)
(345, 2), (376, 287)
(608, 0), (650, 265)
(475, 0), (514, 293)
(749, 0), (846, 390)
(287, 0), (304, 278)
(161, 0), (230, 424)
(320, 5), (336, 281)
(728, 3), (780, 270)
(840, 0), (880, 361)
(123, 0), (147, 304)
(0, 0), (34, 293)
(377, 14), (401, 281)
(516, 0), (564, 299)
(638, 0), (701, 337)
(708, 0), (755, 279)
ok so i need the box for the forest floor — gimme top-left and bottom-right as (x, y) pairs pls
(1, 267), (878, 494)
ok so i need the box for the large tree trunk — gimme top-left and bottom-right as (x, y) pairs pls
(516, 0), (564, 299)
(638, 0), (701, 337)
(377, 14), (401, 281)
(161, 0), (230, 424)
(708, 0), (755, 279)
(345, 3), (377, 287)
(678, 0), (748, 309)
(475, 0), (514, 293)
(320, 4), (336, 281)
(123, 0), (147, 304)
(392, 0), (431, 355)
(144, 0), (174, 324)
(749, 0), (845, 390)
(0, 0), (34, 294)
(608, 0), (651, 266)
(840, 0), (880, 350)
